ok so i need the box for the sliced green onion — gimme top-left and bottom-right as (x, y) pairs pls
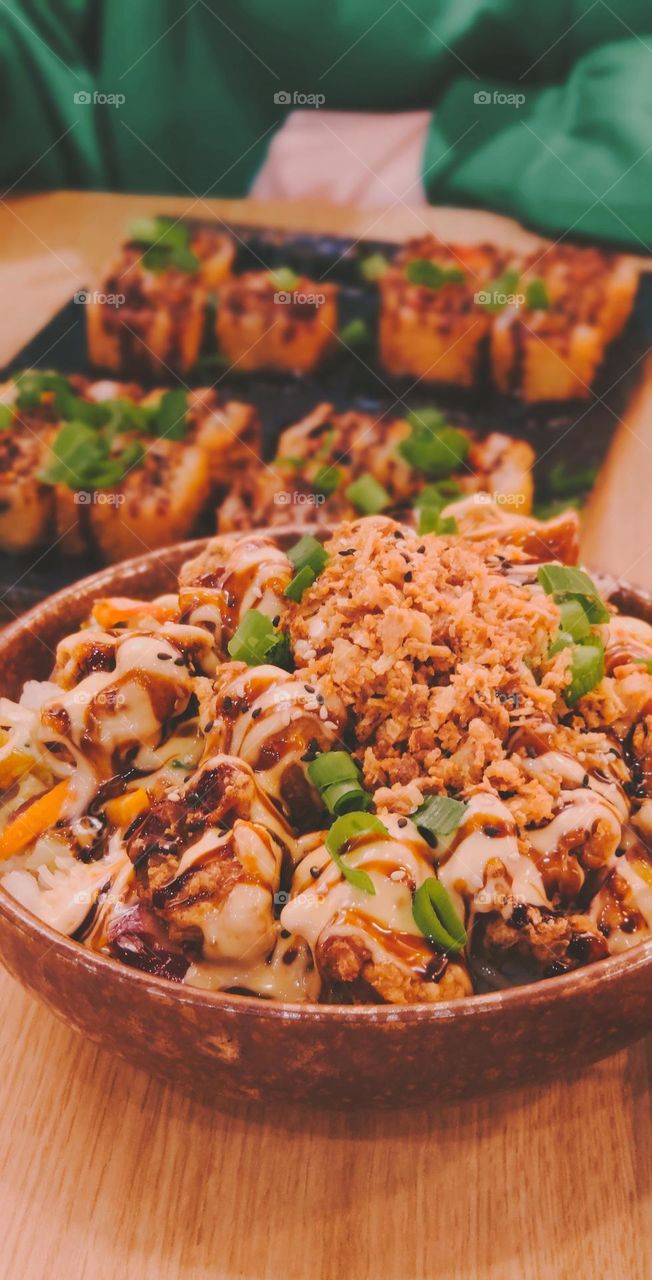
(557, 597), (593, 643)
(287, 534), (328, 578)
(40, 421), (143, 491)
(227, 610), (291, 669)
(345, 473), (390, 515)
(537, 564), (610, 624)
(565, 640), (605, 706)
(476, 267), (521, 313)
(15, 371), (73, 412)
(308, 751), (371, 816)
(399, 410), (469, 480)
(325, 812), (389, 894)
(525, 278), (550, 310)
(143, 244), (200, 273)
(406, 259), (465, 289)
(151, 388), (187, 441)
(418, 507), (458, 536)
(415, 483), (461, 536)
(413, 794), (468, 844)
(360, 253), (389, 281)
(338, 318), (370, 348)
(312, 464), (342, 496)
(412, 877), (467, 952)
(308, 751), (359, 790)
(269, 266), (299, 292)
(0, 404), (13, 430)
(129, 216), (190, 251)
(284, 565), (316, 602)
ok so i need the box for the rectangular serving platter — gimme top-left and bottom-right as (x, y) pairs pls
(1, 220), (650, 615)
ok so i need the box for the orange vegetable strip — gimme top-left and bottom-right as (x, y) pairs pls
(0, 779), (71, 861)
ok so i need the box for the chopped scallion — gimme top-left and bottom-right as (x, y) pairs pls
(412, 877), (467, 952)
(345, 473), (390, 515)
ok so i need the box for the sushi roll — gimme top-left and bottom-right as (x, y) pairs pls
(87, 220), (234, 378)
(217, 401), (536, 532)
(216, 270), (338, 374)
(280, 812), (473, 1003)
(207, 662), (345, 828)
(178, 533), (293, 656)
(378, 237), (506, 386)
(490, 245), (639, 401)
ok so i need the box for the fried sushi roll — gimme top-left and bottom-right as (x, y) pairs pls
(178, 533), (292, 656)
(45, 380), (258, 562)
(434, 790), (613, 981)
(281, 813), (473, 1004)
(216, 270), (338, 374)
(0, 406), (55, 551)
(490, 245), (638, 401)
(207, 662), (345, 828)
(217, 400), (536, 533)
(378, 237), (505, 386)
(87, 219), (234, 377)
(122, 754), (307, 995)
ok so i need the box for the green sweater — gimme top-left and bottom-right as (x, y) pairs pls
(3, 0), (652, 247)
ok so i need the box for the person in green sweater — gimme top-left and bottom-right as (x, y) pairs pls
(2, 0), (651, 248)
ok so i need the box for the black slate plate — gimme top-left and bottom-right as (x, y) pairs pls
(1, 222), (649, 615)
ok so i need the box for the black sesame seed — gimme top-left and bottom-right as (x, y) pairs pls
(251, 707), (262, 720)
(397, 817), (408, 828)
(280, 929), (291, 939)
(157, 652), (173, 661)
(310, 866), (320, 879)
(484, 825), (500, 837)
(417, 545), (426, 554)
(173, 657), (185, 666)
(204, 720), (214, 733)
(583, 774), (590, 787)
(223, 696), (233, 711)
(339, 548), (355, 557)
(404, 571), (413, 583)
(304, 684), (315, 693)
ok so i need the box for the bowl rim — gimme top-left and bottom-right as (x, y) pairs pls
(1, 530), (652, 1025)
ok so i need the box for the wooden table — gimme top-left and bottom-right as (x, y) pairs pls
(0, 193), (650, 1280)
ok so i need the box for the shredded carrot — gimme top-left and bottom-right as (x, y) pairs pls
(91, 596), (179, 629)
(0, 779), (70, 861)
(105, 787), (149, 828)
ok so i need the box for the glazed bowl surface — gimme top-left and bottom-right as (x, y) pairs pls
(0, 530), (650, 1109)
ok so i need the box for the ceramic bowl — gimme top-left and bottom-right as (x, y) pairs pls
(0, 533), (651, 1108)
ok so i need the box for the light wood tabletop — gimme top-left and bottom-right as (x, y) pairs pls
(0, 193), (650, 1280)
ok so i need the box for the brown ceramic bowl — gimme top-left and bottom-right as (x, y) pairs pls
(0, 531), (651, 1109)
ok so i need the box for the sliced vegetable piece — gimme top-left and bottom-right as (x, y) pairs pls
(345, 473), (390, 515)
(360, 253), (389, 281)
(412, 877), (467, 952)
(287, 535), (328, 578)
(0, 780), (70, 860)
(399, 410), (469, 480)
(325, 812), (389, 894)
(105, 788), (150, 828)
(91, 597), (179, 629)
(284, 565), (316, 602)
(565, 641), (605, 706)
(227, 609), (291, 669)
(413, 794), (468, 844)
